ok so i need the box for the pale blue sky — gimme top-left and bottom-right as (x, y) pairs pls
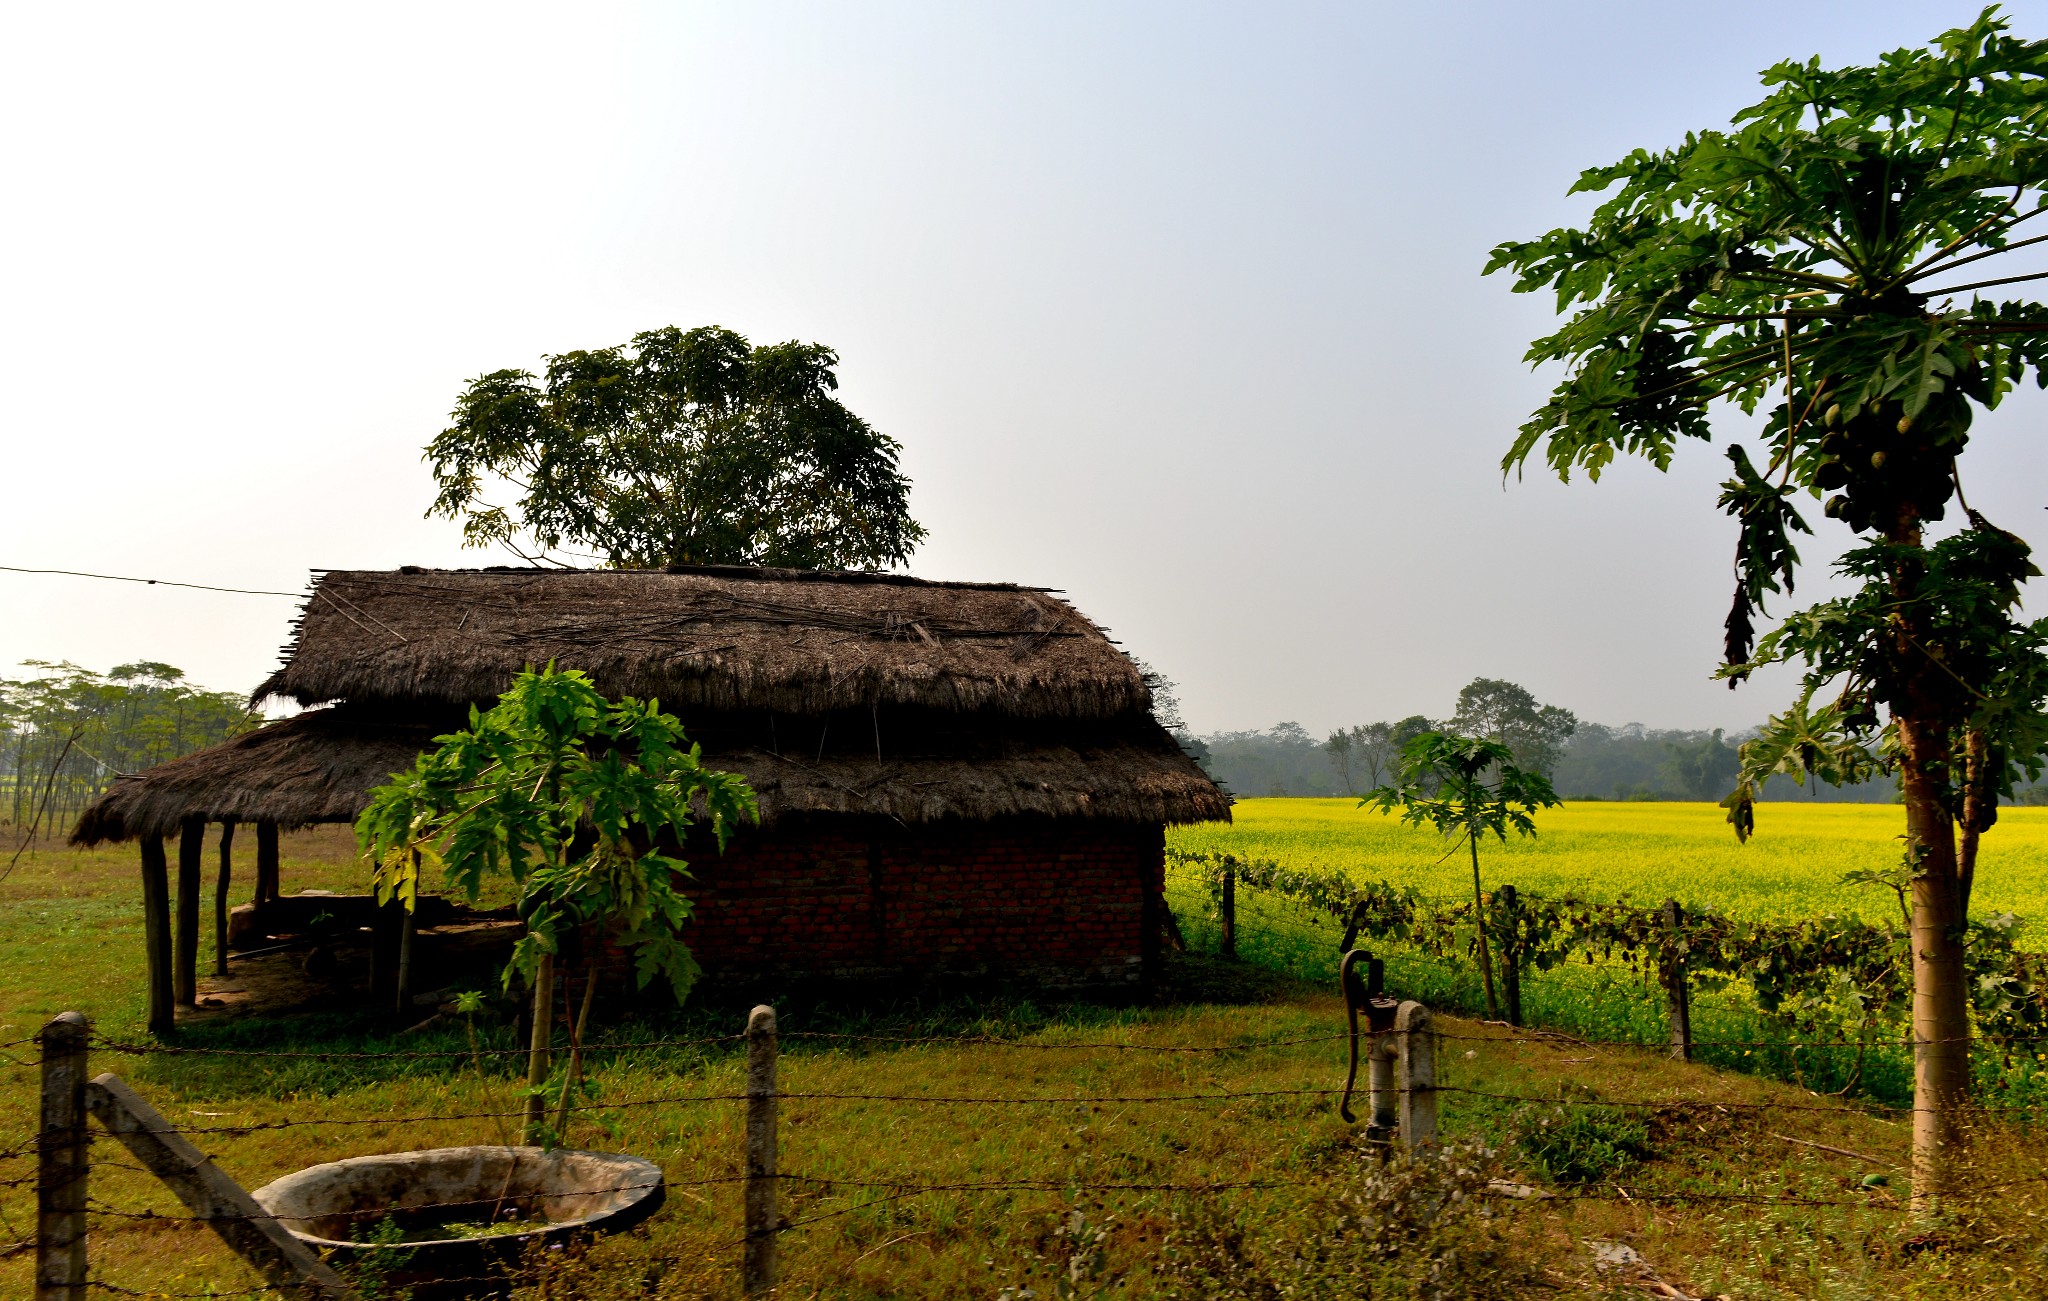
(5, 2), (2047, 734)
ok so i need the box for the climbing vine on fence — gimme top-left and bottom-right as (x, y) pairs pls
(1164, 848), (2048, 1046)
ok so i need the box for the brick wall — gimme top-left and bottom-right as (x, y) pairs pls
(671, 815), (1165, 987)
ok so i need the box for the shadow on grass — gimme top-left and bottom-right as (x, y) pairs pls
(114, 949), (1324, 1101)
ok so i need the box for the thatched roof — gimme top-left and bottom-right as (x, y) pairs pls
(70, 707), (429, 845)
(254, 567), (1150, 719)
(72, 705), (1228, 845)
(710, 715), (1229, 827)
(78, 564), (1232, 844)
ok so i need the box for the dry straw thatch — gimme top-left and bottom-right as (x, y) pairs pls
(256, 567), (1151, 719)
(70, 706), (432, 844)
(73, 710), (1226, 844)
(76, 566), (1228, 843)
(702, 710), (1227, 826)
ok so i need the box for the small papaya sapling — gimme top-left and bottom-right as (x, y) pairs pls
(356, 664), (756, 1144)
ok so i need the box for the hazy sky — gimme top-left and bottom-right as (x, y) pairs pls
(6, 2), (2048, 735)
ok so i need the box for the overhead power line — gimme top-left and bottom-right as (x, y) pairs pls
(0, 565), (302, 598)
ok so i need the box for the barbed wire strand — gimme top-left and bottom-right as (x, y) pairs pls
(74, 1028), (1363, 1061)
(8, 1021), (2041, 1067)
(78, 1165), (2048, 1297)
(84, 1032), (745, 1062)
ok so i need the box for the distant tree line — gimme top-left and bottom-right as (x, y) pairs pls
(1192, 676), (1910, 803)
(1, 661), (253, 842)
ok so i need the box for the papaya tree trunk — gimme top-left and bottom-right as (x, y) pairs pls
(1900, 711), (1970, 1207)
(1888, 516), (1971, 1209)
(552, 961), (601, 1143)
(522, 953), (554, 1145)
(1468, 832), (1499, 1021)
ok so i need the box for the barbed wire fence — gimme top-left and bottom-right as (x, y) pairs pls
(14, 989), (2041, 1301)
(1160, 851), (2048, 1107)
(11, 848), (2046, 1296)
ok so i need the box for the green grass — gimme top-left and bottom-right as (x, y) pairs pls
(1169, 798), (2048, 923)
(3, 824), (2047, 1297)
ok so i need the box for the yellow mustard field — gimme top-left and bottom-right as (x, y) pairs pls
(1167, 798), (2048, 923)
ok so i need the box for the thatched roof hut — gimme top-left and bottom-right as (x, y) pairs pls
(78, 565), (1229, 1030)
(72, 703), (1225, 842)
(256, 566), (1153, 719)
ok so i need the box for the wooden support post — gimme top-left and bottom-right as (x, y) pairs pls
(175, 818), (203, 1007)
(85, 1074), (349, 1298)
(1499, 884), (1523, 1028)
(36, 1013), (89, 1301)
(1219, 861), (1237, 960)
(255, 820), (279, 908)
(140, 838), (174, 1039)
(213, 821), (236, 978)
(1662, 899), (1692, 1062)
(1396, 1001), (1437, 1150)
(743, 1004), (779, 1296)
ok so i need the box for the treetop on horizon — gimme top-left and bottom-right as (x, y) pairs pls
(426, 324), (926, 572)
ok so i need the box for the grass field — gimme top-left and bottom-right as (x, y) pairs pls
(2, 824), (2046, 1297)
(1168, 799), (2048, 924)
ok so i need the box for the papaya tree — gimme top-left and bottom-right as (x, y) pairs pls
(1363, 732), (1560, 1021)
(1486, 7), (2048, 1200)
(357, 665), (756, 1143)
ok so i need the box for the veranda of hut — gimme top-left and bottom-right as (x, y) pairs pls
(73, 566), (1230, 1036)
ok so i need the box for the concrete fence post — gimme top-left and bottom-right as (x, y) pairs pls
(36, 1013), (89, 1301)
(1661, 899), (1693, 1063)
(744, 1004), (780, 1295)
(1396, 1001), (1438, 1150)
